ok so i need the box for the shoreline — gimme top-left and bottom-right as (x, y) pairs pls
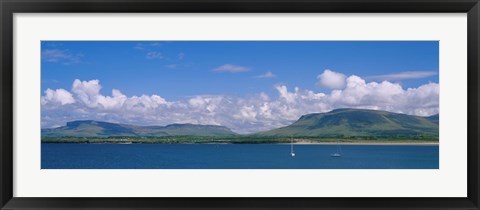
(42, 141), (439, 146)
(277, 142), (438, 146)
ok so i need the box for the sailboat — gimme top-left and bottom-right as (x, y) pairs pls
(330, 140), (342, 157)
(290, 137), (295, 157)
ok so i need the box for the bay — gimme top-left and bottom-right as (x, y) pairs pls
(41, 143), (439, 169)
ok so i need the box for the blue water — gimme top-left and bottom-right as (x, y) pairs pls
(41, 143), (439, 169)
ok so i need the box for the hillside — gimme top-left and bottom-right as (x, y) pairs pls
(41, 120), (238, 137)
(41, 109), (439, 141)
(256, 109), (439, 138)
(426, 114), (439, 124)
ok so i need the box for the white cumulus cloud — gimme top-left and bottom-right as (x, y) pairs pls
(316, 69), (347, 89)
(71, 79), (102, 108)
(41, 88), (75, 106)
(42, 71), (439, 134)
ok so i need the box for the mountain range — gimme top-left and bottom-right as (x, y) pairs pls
(257, 108), (438, 138)
(42, 108), (439, 138)
(41, 120), (238, 137)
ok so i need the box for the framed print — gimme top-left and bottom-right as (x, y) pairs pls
(1, 0), (479, 209)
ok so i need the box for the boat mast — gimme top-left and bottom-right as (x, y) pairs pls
(291, 137), (293, 153)
(290, 136), (296, 157)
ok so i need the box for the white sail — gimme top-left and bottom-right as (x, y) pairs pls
(331, 140), (342, 157)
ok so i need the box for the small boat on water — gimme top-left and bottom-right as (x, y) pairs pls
(330, 153), (341, 157)
(290, 137), (295, 157)
(331, 140), (342, 157)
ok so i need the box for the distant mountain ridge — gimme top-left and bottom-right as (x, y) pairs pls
(42, 109), (439, 139)
(256, 108), (439, 138)
(426, 114), (439, 124)
(42, 120), (238, 137)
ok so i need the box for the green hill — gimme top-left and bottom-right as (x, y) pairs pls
(41, 109), (439, 141)
(41, 120), (238, 137)
(426, 114), (439, 124)
(256, 109), (439, 139)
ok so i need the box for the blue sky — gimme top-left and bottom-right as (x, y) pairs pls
(41, 41), (439, 133)
(42, 41), (438, 100)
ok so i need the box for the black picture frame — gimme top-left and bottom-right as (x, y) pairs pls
(1, 0), (479, 209)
